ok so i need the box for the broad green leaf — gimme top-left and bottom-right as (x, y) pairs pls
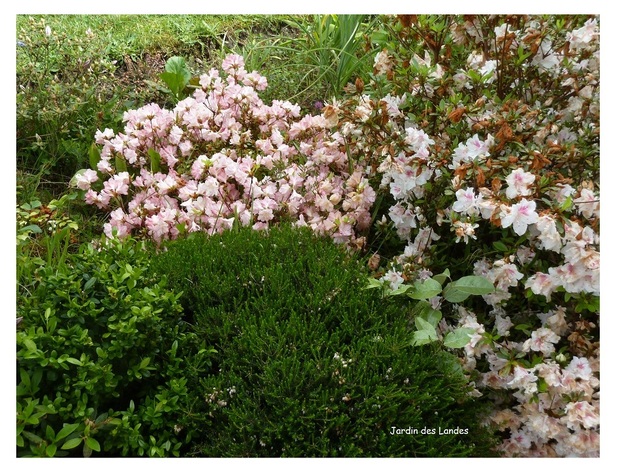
(22, 430), (43, 444)
(148, 149), (162, 174)
(493, 241), (509, 252)
(387, 284), (412, 296)
(432, 268), (450, 286)
(84, 277), (97, 291)
(442, 282), (470, 303)
(443, 328), (475, 348)
(56, 423), (80, 442)
(407, 278), (443, 300)
(88, 143), (100, 170)
(23, 339), (37, 352)
(364, 278), (383, 290)
(20, 224), (42, 234)
(160, 56), (191, 99)
(410, 328), (439, 346)
(65, 358), (82, 366)
(560, 195), (573, 211)
(46, 444), (57, 457)
(415, 316), (436, 333)
(114, 155), (127, 173)
(452, 276), (495, 295)
(19, 368), (31, 388)
(85, 437), (101, 452)
(413, 301), (442, 327)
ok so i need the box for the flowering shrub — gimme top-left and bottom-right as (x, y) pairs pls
(78, 14), (600, 457)
(359, 15), (600, 457)
(76, 53), (375, 248)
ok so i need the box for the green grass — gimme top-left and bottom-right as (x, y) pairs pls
(17, 14), (292, 62)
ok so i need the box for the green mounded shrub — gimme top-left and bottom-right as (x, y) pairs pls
(16, 238), (215, 457)
(149, 225), (499, 457)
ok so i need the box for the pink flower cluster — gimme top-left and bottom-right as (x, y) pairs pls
(77, 54), (375, 247)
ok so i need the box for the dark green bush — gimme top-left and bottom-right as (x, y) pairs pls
(16, 238), (215, 457)
(150, 225), (498, 457)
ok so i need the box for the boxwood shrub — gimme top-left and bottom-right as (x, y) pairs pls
(16, 238), (215, 457)
(149, 225), (499, 457)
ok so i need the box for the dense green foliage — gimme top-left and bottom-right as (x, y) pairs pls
(149, 225), (498, 457)
(16, 238), (215, 457)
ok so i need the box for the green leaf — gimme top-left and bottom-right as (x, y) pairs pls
(432, 269), (450, 286)
(65, 358), (82, 366)
(386, 284), (412, 296)
(410, 328), (439, 347)
(89, 143), (101, 170)
(45, 443), (57, 457)
(160, 56), (191, 99)
(19, 224), (42, 234)
(114, 155), (128, 173)
(84, 277), (97, 291)
(442, 282), (470, 303)
(364, 278), (383, 290)
(414, 316), (436, 333)
(443, 328), (475, 348)
(560, 195), (573, 211)
(45, 444), (56, 457)
(23, 339), (37, 352)
(85, 437), (101, 452)
(56, 423), (80, 442)
(22, 430), (44, 444)
(452, 276), (495, 295)
(493, 241), (509, 252)
(19, 368), (31, 389)
(148, 149), (162, 174)
(413, 301), (442, 327)
(407, 278), (443, 300)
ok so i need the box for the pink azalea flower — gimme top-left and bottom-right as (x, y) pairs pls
(505, 168), (536, 199)
(452, 187), (480, 215)
(74, 169), (99, 190)
(501, 198), (539, 236)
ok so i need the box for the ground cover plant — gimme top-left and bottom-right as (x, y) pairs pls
(16, 14), (600, 458)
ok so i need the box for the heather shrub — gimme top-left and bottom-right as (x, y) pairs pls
(16, 237), (216, 457)
(148, 224), (498, 456)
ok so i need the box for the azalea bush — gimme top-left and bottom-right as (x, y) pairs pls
(358, 15), (600, 457)
(72, 14), (599, 457)
(74, 52), (376, 248)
